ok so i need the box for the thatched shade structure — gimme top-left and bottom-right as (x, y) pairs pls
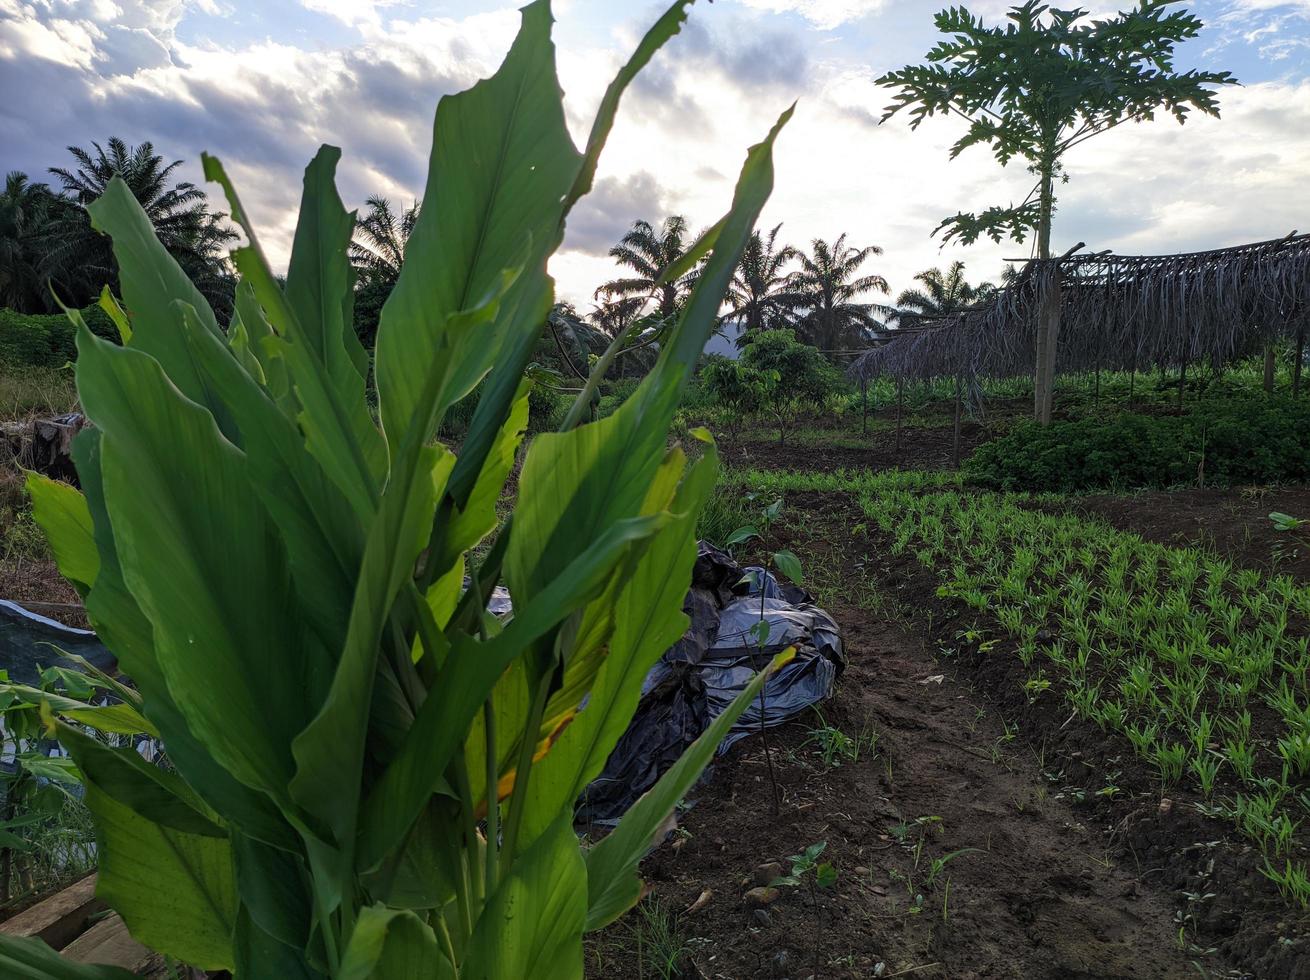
(852, 232), (1310, 393)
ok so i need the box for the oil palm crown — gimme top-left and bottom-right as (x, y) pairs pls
(595, 215), (699, 322)
(0, 171), (67, 312)
(47, 137), (235, 313)
(727, 222), (798, 346)
(785, 234), (890, 353)
(895, 260), (995, 325)
(350, 194), (420, 285)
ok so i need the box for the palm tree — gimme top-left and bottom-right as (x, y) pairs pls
(349, 195), (420, 346)
(784, 234), (890, 353)
(595, 216), (698, 323)
(350, 195), (420, 285)
(0, 172), (71, 313)
(48, 138), (236, 314)
(726, 223), (798, 348)
(894, 260), (995, 325)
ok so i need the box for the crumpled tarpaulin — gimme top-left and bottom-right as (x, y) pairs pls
(576, 541), (844, 826)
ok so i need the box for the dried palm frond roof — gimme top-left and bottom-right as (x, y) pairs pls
(851, 232), (1310, 384)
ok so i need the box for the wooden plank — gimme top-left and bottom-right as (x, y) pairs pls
(62, 913), (154, 971)
(0, 873), (105, 950)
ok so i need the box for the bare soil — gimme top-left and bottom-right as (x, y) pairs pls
(591, 486), (1308, 980)
(1050, 486), (1310, 583)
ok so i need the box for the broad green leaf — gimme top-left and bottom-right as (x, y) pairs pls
(59, 723), (220, 838)
(0, 684), (156, 737)
(72, 432), (297, 853)
(96, 286), (131, 343)
(232, 278), (291, 406)
(724, 525), (759, 548)
(225, 315), (265, 384)
(75, 329), (332, 803)
(443, 0), (702, 520)
(285, 145), (370, 391)
(0, 935), (136, 979)
(462, 813), (584, 980)
(24, 471), (97, 594)
(585, 648), (796, 931)
(84, 179), (233, 437)
(375, 0), (581, 451)
(202, 153), (385, 518)
(773, 548), (803, 584)
(232, 833), (313, 958)
(233, 906), (322, 980)
(178, 302), (363, 651)
(83, 779), (237, 970)
(521, 443), (718, 843)
(339, 906), (448, 980)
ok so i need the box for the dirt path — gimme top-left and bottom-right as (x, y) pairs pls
(593, 505), (1239, 979)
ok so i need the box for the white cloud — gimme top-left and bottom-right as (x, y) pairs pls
(733, 0), (886, 30)
(2, 0), (1309, 313)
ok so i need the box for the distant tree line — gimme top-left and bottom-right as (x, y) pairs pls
(1, 138), (236, 318)
(1, 138), (997, 374)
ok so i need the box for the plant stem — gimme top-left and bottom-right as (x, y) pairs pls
(483, 698), (499, 890)
(435, 913), (459, 969)
(499, 674), (553, 881)
(757, 559), (780, 814)
(452, 754), (483, 912)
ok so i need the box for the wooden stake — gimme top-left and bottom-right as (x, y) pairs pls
(1294, 326), (1305, 398)
(952, 375), (963, 469)
(895, 376), (905, 460)
(1265, 343), (1277, 394)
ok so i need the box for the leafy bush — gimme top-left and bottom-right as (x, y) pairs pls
(966, 397), (1310, 491)
(2, 2), (794, 976)
(701, 329), (841, 443)
(0, 305), (118, 369)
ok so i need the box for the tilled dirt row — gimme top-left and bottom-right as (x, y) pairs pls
(591, 499), (1255, 979)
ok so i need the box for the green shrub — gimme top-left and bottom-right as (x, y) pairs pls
(700, 330), (841, 443)
(965, 397), (1310, 491)
(0, 305), (118, 369)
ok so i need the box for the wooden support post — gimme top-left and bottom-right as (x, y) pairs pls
(895, 376), (905, 460)
(952, 375), (963, 469)
(1178, 359), (1187, 410)
(1033, 270), (1061, 425)
(861, 376), (869, 436)
(1294, 326), (1305, 398)
(1265, 343), (1277, 394)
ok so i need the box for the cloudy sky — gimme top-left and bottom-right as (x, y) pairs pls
(3, 0), (1309, 309)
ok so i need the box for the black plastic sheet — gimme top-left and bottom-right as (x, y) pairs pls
(0, 601), (116, 686)
(577, 542), (844, 826)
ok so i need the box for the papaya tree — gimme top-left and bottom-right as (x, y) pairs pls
(0, 1), (794, 976)
(879, 1), (1235, 423)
